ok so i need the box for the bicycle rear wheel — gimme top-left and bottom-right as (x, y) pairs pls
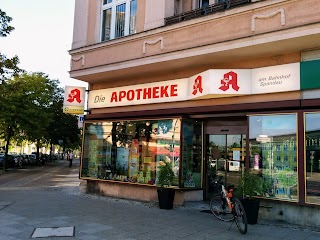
(233, 198), (247, 234)
(209, 195), (234, 222)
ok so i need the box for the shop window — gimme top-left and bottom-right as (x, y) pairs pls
(249, 114), (298, 201)
(305, 112), (320, 205)
(81, 119), (181, 186)
(181, 120), (203, 188)
(101, 0), (137, 41)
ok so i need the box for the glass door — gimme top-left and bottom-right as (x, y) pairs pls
(206, 134), (246, 199)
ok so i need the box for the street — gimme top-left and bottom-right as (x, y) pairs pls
(0, 160), (319, 240)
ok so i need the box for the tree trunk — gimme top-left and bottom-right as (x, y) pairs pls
(3, 126), (13, 171)
(50, 142), (53, 161)
(36, 139), (41, 161)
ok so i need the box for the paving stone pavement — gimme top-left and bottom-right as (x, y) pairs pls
(0, 161), (319, 239)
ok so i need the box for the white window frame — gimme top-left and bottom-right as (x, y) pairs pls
(101, 0), (135, 41)
(174, 0), (182, 15)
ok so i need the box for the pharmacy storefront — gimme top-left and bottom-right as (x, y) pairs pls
(81, 61), (320, 212)
(81, 60), (320, 224)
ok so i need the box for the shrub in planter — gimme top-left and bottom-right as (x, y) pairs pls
(156, 157), (175, 209)
(236, 171), (263, 224)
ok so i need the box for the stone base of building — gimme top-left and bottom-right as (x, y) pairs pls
(86, 180), (203, 205)
(259, 199), (320, 229)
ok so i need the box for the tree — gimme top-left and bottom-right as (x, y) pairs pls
(0, 9), (23, 83)
(20, 72), (60, 161)
(0, 9), (24, 169)
(0, 72), (59, 169)
(45, 97), (81, 159)
(0, 9), (14, 37)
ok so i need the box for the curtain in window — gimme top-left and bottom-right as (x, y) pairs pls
(115, 4), (126, 38)
(129, 0), (137, 35)
(102, 8), (112, 41)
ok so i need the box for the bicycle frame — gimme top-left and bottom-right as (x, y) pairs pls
(220, 184), (233, 212)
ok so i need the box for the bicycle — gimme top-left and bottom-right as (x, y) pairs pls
(209, 176), (247, 234)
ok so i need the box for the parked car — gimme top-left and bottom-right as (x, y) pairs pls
(0, 154), (4, 167)
(18, 154), (30, 167)
(27, 154), (37, 166)
(0, 154), (16, 168)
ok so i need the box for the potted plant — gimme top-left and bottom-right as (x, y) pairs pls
(236, 171), (263, 224)
(156, 156), (175, 209)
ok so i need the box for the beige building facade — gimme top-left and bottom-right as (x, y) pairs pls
(70, 0), (320, 227)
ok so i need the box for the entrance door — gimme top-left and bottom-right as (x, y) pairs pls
(205, 133), (246, 199)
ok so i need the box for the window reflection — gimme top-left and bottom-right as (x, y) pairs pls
(249, 114), (298, 201)
(181, 120), (202, 188)
(305, 112), (320, 204)
(115, 4), (126, 38)
(81, 119), (181, 186)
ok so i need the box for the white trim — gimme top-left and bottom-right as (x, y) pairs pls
(71, 55), (85, 67)
(143, 37), (164, 54)
(251, 8), (286, 32)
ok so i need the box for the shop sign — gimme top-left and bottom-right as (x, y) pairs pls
(88, 79), (189, 108)
(63, 86), (86, 114)
(188, 69), (252, 99)
(88, 63), (300, 109)
(251, 63), (300, 94)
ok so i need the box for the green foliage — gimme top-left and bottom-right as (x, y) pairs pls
(0, 9), (14, 37)
(0, 9), (81, 163)
(236, 171), (263, 199)
(46, 98), (81, 150)
(0, 9), (23, 82)
(157, 157), (175, 187)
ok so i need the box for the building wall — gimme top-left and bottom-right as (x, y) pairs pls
(70, 0), (320, 85)
(71, 0), (88, 49)
(70, 0), (320, 228)
(87, 180), (203, 204)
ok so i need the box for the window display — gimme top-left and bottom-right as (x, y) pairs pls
(249, 114), (298, 201)
(305, 112), (320, 205)
(81, 119), (181, 186)
(181, 120), (202, 188)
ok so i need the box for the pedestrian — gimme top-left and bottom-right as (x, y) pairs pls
(69, 152), (73, 167)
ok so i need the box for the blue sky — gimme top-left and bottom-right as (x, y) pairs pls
(0, 0), (87, 88)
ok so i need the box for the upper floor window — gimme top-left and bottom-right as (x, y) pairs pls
(199, 0), (210, 8)
(101, 0), (137, 41)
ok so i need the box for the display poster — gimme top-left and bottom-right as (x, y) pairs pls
(116, 147), (129, 173)
(233, 150), (240, 161)
(129, 139), (140, 179)
(254, 154), (260, 170)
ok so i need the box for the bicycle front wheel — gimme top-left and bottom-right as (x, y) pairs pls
(233, 198), (248, 234)
(209, 195), (234, 222)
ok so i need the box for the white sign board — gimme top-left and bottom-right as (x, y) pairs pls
(63, 86), (86, 114)
(188, 69), (252, 99)
(78, 115), (84, 128)
(256, 137), (272, 143)
(87, 63), (300, 109)
(251, 63), (300, 94)
(88, 79), (189, 109)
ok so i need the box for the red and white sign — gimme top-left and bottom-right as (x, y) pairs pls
(63, 86), (86, 114)
(188, 69), (251, 99)
(88, 79), (189, 109)
(88, 63), (300, 109)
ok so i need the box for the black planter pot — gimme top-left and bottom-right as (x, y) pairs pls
(240, 198), (260, 225)
(157, 188), (175, 209)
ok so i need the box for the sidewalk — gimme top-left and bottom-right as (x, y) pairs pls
(0, 161), (319, 239)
